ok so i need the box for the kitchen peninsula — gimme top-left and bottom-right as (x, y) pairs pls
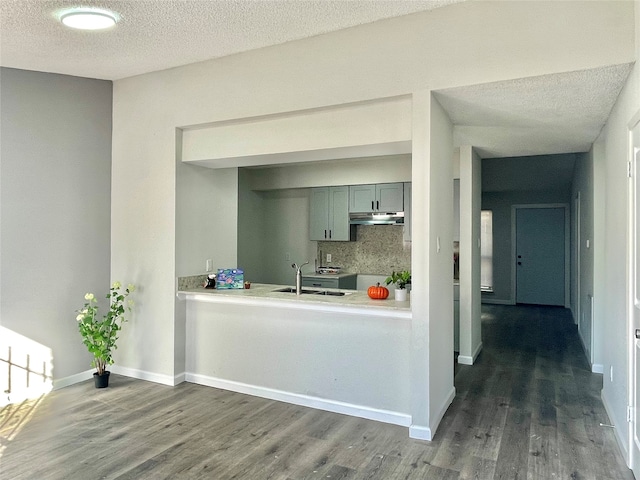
(178, 281), (412, 427)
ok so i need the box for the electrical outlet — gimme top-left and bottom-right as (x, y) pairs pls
(206, 259), (213, 272)
(326, 254), (332, 263)
(285, 252), (291, 261)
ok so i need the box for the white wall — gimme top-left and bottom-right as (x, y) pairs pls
(592, 139), (606, 373)
(182, 96), (411, 167)
(261, 189), (317, 285)
(186, 300), (412, 418)
(175, 158), (238, 277)
(571, 152), (596, 368)
(111, 0), (634, 435)
(245, 155), (411, 191)
(459, 146), (482, 365)
(427, 95), (455, 432)
(599, 2), (640, 458)
(237, 169), (267, 283)
(0, 68), (112, 382)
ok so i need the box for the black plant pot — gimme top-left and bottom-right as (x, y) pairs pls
(93, 371), (110, 389)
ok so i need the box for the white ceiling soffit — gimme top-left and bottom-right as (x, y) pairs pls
(482, 154), (577, 193)
(434, 64), (634, 159)
(0, 0), (464, 81)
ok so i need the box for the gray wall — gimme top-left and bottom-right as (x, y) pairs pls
(571, 151), (594, 364)
(481, 189), (571, 304)
(0, 68), (112, 381)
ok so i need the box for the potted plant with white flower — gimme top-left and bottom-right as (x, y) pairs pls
(76, 281), (135, 388)
(385, 270), (411, 301)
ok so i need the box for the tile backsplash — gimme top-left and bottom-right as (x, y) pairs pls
(318, 225), (411, 275)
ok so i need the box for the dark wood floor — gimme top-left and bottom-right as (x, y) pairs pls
(0, 305), (634, 479)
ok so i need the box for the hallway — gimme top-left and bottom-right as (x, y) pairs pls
(448, 304), (633, 479)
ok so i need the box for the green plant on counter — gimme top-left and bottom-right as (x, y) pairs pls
(385, 270), (411, 290)
(76, 281), (135, 375)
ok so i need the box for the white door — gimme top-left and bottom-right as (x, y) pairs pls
(630, 118), (640, 477)
(515, 207), (566, 306)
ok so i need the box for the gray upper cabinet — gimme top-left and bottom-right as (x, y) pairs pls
(403, 182), (411, 242)
(349, 183), (404, 213)
(310, 186), (353, 241)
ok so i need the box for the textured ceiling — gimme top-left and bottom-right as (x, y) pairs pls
(0, 0), (464, 80)
(434, 63), (634, 159)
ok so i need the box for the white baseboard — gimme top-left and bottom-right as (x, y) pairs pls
(53, 369), (93, 390)
(481, 298), (513, 305)
(409, 424), (432, 441)
(431, 386), (456, 436)
(458, 342), (483, 365)
(185, 372), (411, 428)
(409, 386), (456, 441)
(592, 364), (604, 374)
(51, 367), (182, 391)
(601, 389), (630, 466)
(457, 355), (473, 365)
(110, 365), (180, 386)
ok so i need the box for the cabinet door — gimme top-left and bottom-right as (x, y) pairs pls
(376, 183), (404, 212)
(403, 182), (411, 242)
(328, 186), (350, 241)
(302, 277), (339, 288)
(349, 184), (375, 213)
(309, 187), (329, 241)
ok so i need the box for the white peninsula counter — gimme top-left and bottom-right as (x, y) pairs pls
(177, 283), (412, 427)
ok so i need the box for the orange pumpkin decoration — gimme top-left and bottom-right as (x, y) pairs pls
(368, 283), (389, 300)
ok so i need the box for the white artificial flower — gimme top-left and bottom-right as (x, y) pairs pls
(112, 281), (121, 289)
(84, 293), (94, 300)
(76, 314), (84, 321)
(127, 284), (136, 292)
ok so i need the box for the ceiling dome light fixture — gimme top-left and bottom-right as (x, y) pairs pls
(60, 8), (117, 30)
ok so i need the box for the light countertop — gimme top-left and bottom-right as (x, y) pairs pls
(178, 282), (411, 318)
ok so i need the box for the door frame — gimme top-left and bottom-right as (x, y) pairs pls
(575, 192), (581, 326)
(510, 203), (570, 307)
(627, 110), (640, 475)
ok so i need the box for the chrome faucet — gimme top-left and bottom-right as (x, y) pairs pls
(292, 261), (309, 295)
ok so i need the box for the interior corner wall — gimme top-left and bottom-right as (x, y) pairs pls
(0, 68), (112, 381)
(260, 188), (317, 285)
(175, 159), (238, 278)
(428, 94), (455, 433)
(237, 169), (267, 283)
(571, 151), (595, 366)
(599, 57), (640, 462)
(591, 140), (606, 372)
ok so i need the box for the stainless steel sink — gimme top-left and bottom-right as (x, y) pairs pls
(313, 291), (346, 296)
(273, 287), (319, 294)
(273, 287), (348, 296)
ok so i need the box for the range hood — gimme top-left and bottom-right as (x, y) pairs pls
(349, 211), (405, 225)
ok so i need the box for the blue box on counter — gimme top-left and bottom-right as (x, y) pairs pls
(216, 268), (244, 289)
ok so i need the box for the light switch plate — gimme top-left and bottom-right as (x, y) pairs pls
(326, 254), (332, 263)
